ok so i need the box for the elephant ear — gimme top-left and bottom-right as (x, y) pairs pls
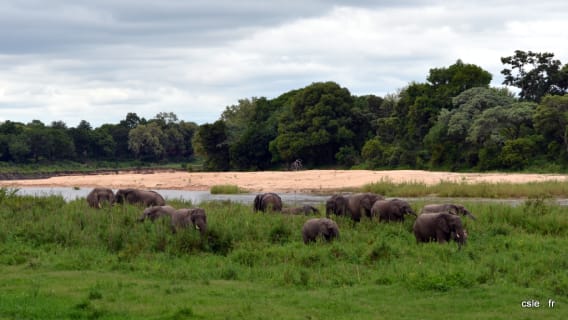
(436, 215), (450, 233)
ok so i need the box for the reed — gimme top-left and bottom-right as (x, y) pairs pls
(210, 184), (246, 194)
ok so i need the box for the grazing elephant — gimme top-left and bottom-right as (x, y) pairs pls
(115, 188), (166, 207)
(420, 204), (476, 220)
(347, 192), (385, 222)
(413, 212), (467, 249)
(253, 192), (282, 212)
(282, 205), (319, 215)
(371, 199), (416, 222)
(325, 194), (349, 217)
(139, 205), (207, 235)
(86, 187), (115, 208)
(302, 218), (340, 244)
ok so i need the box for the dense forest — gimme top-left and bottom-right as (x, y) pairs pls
(1, 50), (568, 172)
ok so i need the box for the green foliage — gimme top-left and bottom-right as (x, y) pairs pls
(194, 120), (230, 171)
(501, 50), (568, 102)
(533, 94), (568, 160)
(270, 81), (356, 166)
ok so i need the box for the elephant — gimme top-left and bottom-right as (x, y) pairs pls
(347, 192), (385, 222)
(282, 205), (319, 215)
(371, 199), (416, 222)
(138, 205), (207, 235)
(413, 212), (467, 249)
(301, 218), (340, 244)
(420, 204), (476, 220)
(115, 188), (166, 207)
(325, 194), (349, 217)
(253, 192), (282, 212)
(86, 187), (115, 208)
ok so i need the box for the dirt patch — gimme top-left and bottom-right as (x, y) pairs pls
(1, 170), (567, 193)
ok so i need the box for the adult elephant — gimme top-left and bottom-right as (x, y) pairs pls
(371, 199), (416, 222)
(86, 187), (115, 208)
(302, 218), (340, 244)
(282, 205), (319, 215)
(347, 192), (385, 222)
(420, 204), (476, 220)
(325, 194), (348, 217)
(413, 212), (467, 249)
(139, 205), (207, 235)
(253, 192), (282, 212)
(115, 188), (166, 207)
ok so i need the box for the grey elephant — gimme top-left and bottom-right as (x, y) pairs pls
(139, 205), (207, 235)
(302, 218), (340, 244)
(325, 194), (349, 217)
(282, 205), (319, 215)
(420, 204), (476, 220)
(347, 192), (385, 222)
(371, 199), (416, 222)
(86, 187), (115, 208)
(253, 192), (282, 212)
(115, 188), (166, 207)
(413, 212), (467, 249)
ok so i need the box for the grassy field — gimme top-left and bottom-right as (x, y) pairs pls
(0, 188), (567, 319)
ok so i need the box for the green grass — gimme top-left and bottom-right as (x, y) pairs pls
(0, 191), (567, 319)
(210, 184), (246, 194)
(363, 178), (568, 198)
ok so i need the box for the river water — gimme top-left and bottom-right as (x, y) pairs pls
(9, 187), (329, 206)
(8, 186), (568, 207)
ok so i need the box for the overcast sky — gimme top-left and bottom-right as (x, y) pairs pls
(1, 0), (567, 127)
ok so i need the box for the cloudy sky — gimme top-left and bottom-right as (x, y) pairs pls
(1, 0), (567, 127)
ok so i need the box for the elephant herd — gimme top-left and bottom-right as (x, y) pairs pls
(86, 187), (207, 235)
(254, 192), (475, 247)
(86, 187), (474, 247)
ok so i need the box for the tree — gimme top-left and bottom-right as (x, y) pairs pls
(501, 50), (568, 102)
(194, 120), (230, 171)
(269, 82), (356, 166)
(427, 59), (492, 109)
(229, 97), (280, 170)
(533, 95), (568, 159)
(120, 112), (146, 129)
(128, 123), (167, 161)
(423, 87), (515, 168)
(69, 120), (94, 160)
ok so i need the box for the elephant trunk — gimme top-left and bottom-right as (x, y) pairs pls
(454, 229), (467, 249)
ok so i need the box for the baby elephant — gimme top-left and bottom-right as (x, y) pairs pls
(302, 218), (340, 244)
(282, 205), (319, 215)
(139, 205), (207, 235)
(413, 212), (467, 249)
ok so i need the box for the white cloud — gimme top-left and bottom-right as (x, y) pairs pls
(1, 1), (567, 127)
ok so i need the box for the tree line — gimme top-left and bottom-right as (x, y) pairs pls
(1, 50), (568, 171)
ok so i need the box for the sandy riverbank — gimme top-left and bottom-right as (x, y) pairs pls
(1, 170), (567, 193)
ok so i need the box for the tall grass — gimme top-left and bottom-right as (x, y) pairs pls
(0, 190), (567, 318)
(363, 178), (568, 198)
(210, 184), (246, 194)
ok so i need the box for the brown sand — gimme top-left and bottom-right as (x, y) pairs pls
(1, 170), (567, 193)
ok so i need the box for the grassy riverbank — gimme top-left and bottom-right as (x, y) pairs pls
(0, 191), (567, 319)
(363, 179), (568, 198)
